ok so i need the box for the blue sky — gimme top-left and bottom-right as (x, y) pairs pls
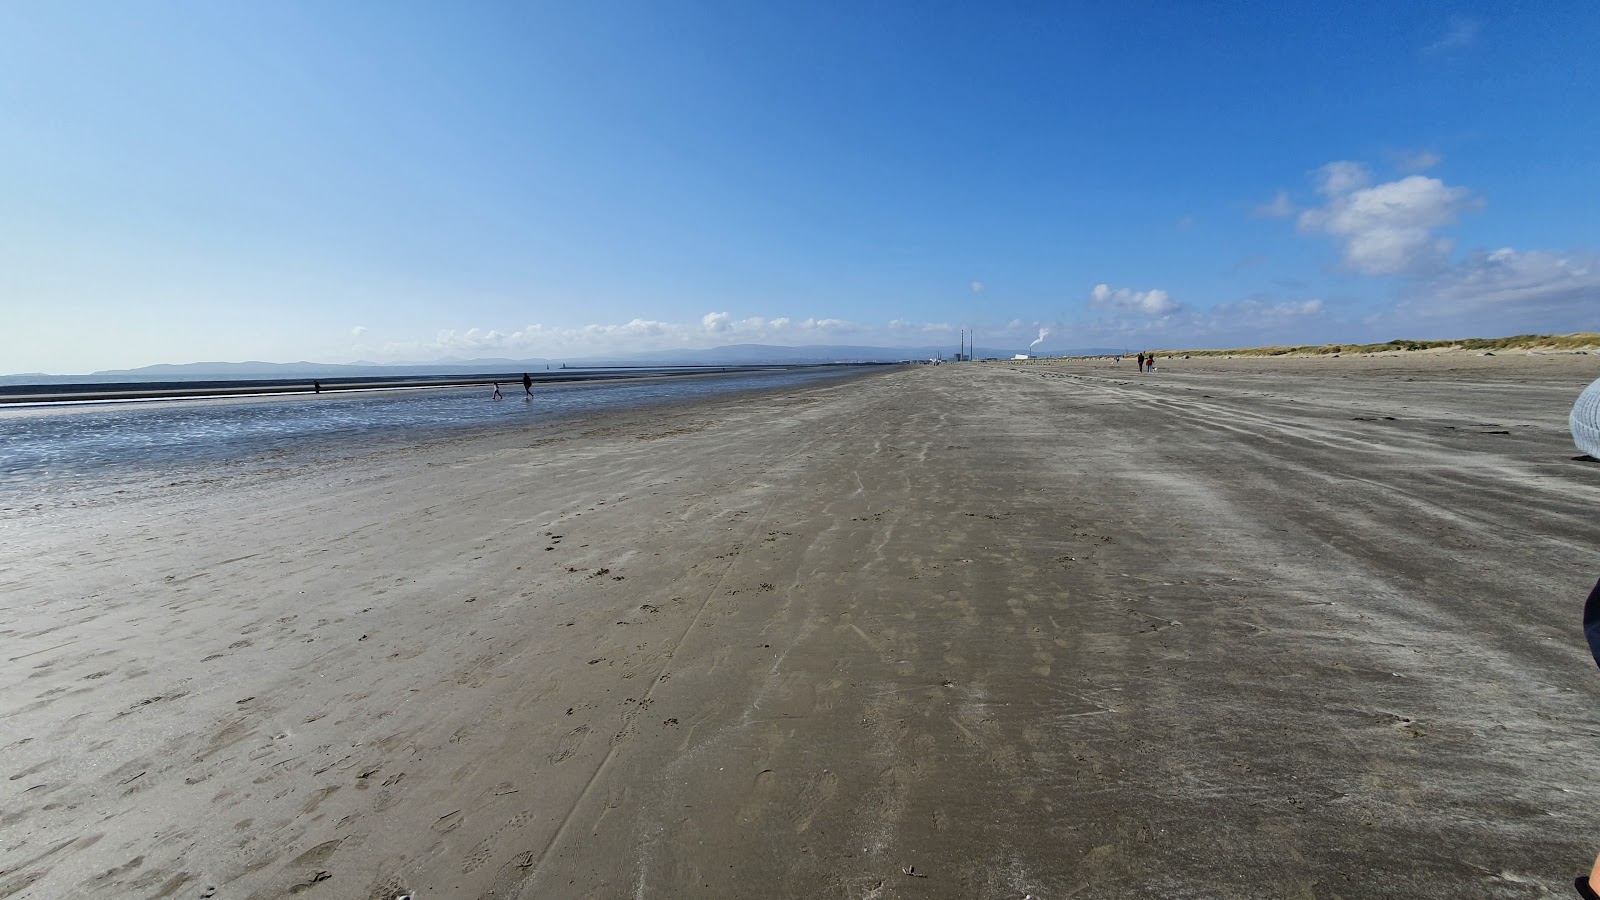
(2, 1), (1597, 372)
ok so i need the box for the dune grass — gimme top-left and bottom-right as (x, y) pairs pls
(1135, 333), (1600, 358)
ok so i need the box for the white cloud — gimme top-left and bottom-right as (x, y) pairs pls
(1395, 151), (1442, 173)
(1228, 254), (1267, 274)
(1313, 161), (1372, 197)
(386, 312), (1316, 363)
(421, 318), (683, 358)
(801, 317), (849, 332)
(582, 319), (671, 338)
(1412, 247), (1600, 317)
(1090, 283), (1180, 316)
(1254, 191), (1296, 219)
(889, 319), (955, 334)
(1425, 17), (1478, 54)
(1220, 297), (1325, 320)
(1297, 164), (1479, 275)
(969, 281), (984, 294)
(696, 313), (854, 338)
(1065, 291), (1329, 349)
(350, 325), (368, 337)
(1254, 158), (1598, 335)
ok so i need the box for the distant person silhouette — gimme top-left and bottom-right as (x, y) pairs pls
(492, 382), (503, 400)
(522, 373), (533, 397)
(1137, 353), (1146, 372)
(313, 380), (321, 394)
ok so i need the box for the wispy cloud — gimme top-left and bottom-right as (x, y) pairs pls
(969, 281), (985, 294)
(390, 313), (878, 360)
(1313, 161), (1371, 196)
(1425, 17), (1479, 54)
(1411, 248), (1600, 318)
(1394, 150), (1442, 173)
(1253, 191), (1296, 219)
(1223, 297), (1324, 320)
(350, 325), (367, 337)
(1090, 283), (1180, 316)
(889, 318), (956, 334)
(400, 314), (1078, 363)
(1228, 254), (1267, 275)
(1066, 290), (1330, 349)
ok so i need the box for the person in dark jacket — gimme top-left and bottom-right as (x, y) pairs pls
(1575, 579), (1600, 899)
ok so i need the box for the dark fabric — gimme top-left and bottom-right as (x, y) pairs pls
(1577, 584), (1600, 897)
(1584, 579), (1600, 670)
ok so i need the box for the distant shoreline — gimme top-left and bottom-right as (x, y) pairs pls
(0, 363), (890, 406)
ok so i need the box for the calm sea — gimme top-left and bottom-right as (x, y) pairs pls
(0, 367), (877, 501)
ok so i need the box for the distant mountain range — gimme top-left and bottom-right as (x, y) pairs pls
(2, 343), (1125, 385)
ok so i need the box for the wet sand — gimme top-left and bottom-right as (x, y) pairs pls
(0, 364), (830, 405)
(3, 354), (1599, 899)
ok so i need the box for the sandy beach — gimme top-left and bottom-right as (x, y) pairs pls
(4, 352), (1600, 899)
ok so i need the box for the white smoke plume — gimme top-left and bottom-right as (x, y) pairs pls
(1029, 328), (1050, 350)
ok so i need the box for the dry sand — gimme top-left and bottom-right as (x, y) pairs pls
(3, 352), (1600, 899)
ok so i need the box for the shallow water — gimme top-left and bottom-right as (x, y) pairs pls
(0, 367), (872, 498)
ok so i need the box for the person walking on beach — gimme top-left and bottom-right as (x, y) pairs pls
(522, 373), (533, 397)
(1136, 353), (1146, 373)
(492, 382), (503, 400)
(313, 380), (321, 394)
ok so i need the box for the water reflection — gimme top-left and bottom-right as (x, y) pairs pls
(0, 368), (869, 494)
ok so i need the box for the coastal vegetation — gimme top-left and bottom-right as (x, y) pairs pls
(1143, 332), (1600, 358)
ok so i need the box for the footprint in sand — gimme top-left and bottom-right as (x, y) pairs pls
(462, 810), (534, 874)
(245, 838), (342, 900)
(547, 724), (590, 764)
(300, 785), (340, 815)
(363, 871), (411, 900)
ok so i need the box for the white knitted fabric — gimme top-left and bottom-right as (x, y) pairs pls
(1573, 377), (1600, 458)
